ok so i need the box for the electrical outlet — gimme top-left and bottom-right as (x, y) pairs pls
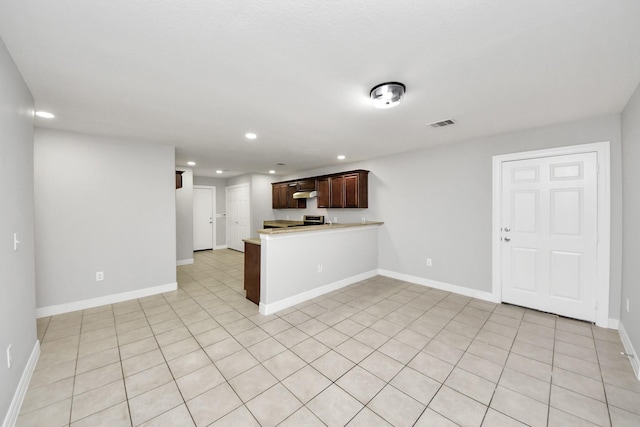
(96, 272), (104, 281)
(333, 217), (338, 223)
(426, 258), (433, 267)
(362, 217), (366, 224)
(6, 345), (12, 369)
(627, 298), (630, 313)
(318, 264), (323, 273)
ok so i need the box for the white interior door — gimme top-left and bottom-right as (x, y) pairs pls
(193, 187), (215, 251)
(501, 152), (598, 322)
(226, 184), (250, 252)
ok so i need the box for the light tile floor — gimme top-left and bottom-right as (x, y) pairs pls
(18, 249), (640, 426)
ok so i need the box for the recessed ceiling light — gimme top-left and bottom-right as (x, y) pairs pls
(337, 155), (346, 160)
(269, 170), (276, 174)
(216, 170), (223, 174)
(245, 133), (257, 140)
(35, 111), (55, 119)
(187, 161), (196, 166)
(370, 82), (406, 109)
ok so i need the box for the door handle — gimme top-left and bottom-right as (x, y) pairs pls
(504, 227), (511, 232)
(504, 236), (511, 242)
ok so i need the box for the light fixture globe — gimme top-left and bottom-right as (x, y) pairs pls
(370, 82), (406, 109)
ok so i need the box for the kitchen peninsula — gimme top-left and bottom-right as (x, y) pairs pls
(246, 221), (383, 315)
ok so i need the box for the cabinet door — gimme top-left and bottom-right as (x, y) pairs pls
(275, 184), (288, 209)
(243, 242), (260, 304)
(330, 176), (344, 208)
(297, 179), (316, 191)
(317, 178), (330, 208)
(344, 174), (359, 208)
(286, 184), (298, 208)
(272, 185), (279, 209)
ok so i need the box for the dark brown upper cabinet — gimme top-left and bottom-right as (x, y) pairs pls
(281, 170), (368, 209)
(271, 182), (306, 209)
(176, 171), (184, 189)
(316, 177), (330, 208)
(297, 179), (316, 191)
(317, 170), (368, 208)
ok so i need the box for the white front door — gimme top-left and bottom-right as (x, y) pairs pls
(226, 184), (250, 252)
(193, 187), (215, 251)
(501, 152), (598, 322)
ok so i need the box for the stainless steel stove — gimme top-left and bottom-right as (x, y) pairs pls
(302, 215), (324, 226)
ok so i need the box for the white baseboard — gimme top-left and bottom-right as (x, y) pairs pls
(378, 269), (500, 303)
(177, 258), (194, 266)
(259, 270), (378, 315)
(618, 322), (640, 381)
(214, 245), (228, 250)
(2, 341), (40, 427)
(36, 282), (178, 318)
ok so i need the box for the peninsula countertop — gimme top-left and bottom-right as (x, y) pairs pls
(258, 221), (383, 235)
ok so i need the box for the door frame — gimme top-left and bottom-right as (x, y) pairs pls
(193, 185), (216, 251)
(492, 141), (611, 327)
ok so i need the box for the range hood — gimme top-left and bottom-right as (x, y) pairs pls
(293, 190), (318, 199)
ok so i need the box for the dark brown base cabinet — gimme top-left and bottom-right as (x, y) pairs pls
(273, 170), (368, 209)
(244, 242), (260, 304)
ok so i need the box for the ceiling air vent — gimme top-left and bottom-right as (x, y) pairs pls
(427, 119), (456, 128)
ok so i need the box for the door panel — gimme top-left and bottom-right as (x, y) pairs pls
(511, 248), (538, 292)
(226, 184), (250, 252)
(512, 191), (538, 233)
(193, 187), (214, 251)
(549, 251), (581, 299)
(501, 152), (598, 322)
(550, 189), (582, 235)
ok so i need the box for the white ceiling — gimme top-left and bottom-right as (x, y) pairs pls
(1, 0), (639, 177)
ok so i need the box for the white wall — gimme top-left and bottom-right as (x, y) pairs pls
(176, 168), (193, 262)
(277, 115), (623, 320)
(260, 226), (379, 313)
(34, 129), (177, 310)
(621, 82), (640, 361)
(193, 176), (226, 247)
(250, 174), (277, 237)
(0, 36), (37, 424)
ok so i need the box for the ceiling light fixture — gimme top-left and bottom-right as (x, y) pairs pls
(216, 170), (223, 174)
(187, 161), (196, 166)
(35, 111), (55, 118)
(269, 170), (276, 174)
(245, 133), (257, 140)
(337, 155), (346, 160)
(370, 82), (406, 109)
